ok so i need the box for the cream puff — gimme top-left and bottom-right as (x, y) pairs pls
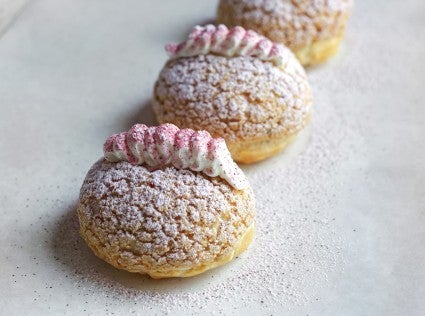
(153, 24), (312, 164)
(217, 0), (353, 65)
(77, 123), (255, 278)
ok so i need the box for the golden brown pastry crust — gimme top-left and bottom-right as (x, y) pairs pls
(77, 160), (255, 278)
(226, 128), (299, 164)
(153, 54), (312, 163)
(294, 36), (344, 66)
(217, 0), (352, 65)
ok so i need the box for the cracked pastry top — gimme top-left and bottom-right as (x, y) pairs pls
(217, 0), (353, 65)
(153, 25), (312, 163)
(77, 124), (255, 278)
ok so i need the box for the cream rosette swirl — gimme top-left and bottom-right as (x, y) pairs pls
(166, 24), (289, 67)
(103, 123), (249, 190)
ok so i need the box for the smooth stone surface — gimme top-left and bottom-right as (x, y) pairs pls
(0, 0), (424, 315)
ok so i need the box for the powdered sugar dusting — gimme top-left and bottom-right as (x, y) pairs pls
(77, 160), (254, 278)
(217, 0), (353, 50)
(153, 54), (311, 143)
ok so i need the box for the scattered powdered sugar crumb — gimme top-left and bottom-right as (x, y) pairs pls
(47, 89), (362, 314)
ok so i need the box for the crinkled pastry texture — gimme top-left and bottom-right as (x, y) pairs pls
(153, 54), (312, 146)
(217, 0), (353, 51)
(77, 160), (255, 277)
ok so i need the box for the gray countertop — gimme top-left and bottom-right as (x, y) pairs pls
(0, 0), (424, 315)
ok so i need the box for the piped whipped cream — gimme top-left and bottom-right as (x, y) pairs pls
(165, 24), (289, 67)
(103, 123), (249, 190)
